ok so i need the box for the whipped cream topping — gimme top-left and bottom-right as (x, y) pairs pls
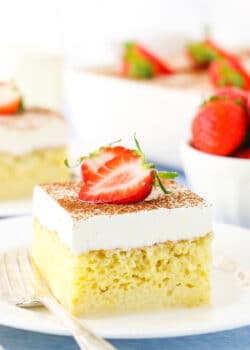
(33, 183), (213, 255)
(0, 107), (68, 155)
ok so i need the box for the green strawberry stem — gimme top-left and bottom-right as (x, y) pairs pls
(158, 171), (178, 179)
(123, 41), (155, 79)
(64, 139), (122, 168)
(154, 172), (172, 194)
(64, 157), (85, 168)
(10, 80), (25, 112)
(187, 42), (221, 65)
(107, 138), (122, 146)
(203, 24), (211, 39)
(133, 134), (178, 194)
(201, 95), (245, 109)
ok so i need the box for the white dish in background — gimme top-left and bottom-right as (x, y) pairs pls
(1, 217), (250, 338)
(64, 39), (250, 170)
(0, 200), (32, 218)
(64, 67), (206, 170)
(181, 141), (250, 228)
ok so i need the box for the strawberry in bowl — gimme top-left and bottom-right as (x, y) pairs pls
(215, 86), (250, 124)
(181, 89), (250, 227)
(235, 147), (250, 159)
(191, 96), (248, 156)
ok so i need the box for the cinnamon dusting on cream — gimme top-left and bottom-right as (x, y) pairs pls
(39, 180), (210, 221)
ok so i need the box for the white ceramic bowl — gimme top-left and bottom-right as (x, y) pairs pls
(181, 141), (250, 228)
(64, 67), (204, 169)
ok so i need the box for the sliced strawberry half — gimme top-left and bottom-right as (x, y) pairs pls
(81, 146), (132, 182)
(122, 42), (175, 78)
(209, 59), (250, 90)
(186, 38), (239, 69)
(79, 152), (154, 204)
(0, 82), (22, 115)
(134, 43), (175, 75)
(204, 39), (239, 66)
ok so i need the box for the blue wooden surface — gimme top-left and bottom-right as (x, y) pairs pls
(1, 325), (250, 350)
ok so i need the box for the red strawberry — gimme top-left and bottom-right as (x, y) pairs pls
(0, 82), (23, 115)
(122, 42), (175, 78)
(121, 58), (154, 79)
(79, 152), (153, 204)
(187, 38), (238, 69)
(234, 147), (250, 159)
(192, 99), (247, 156)
(215, 87), (248, 105)
(134, 44), (175, 75)
(204, 39), (240, 67)
(209, 59), (250, 90)
(215, 87), (250, 124)
(81, 146), (131, 182)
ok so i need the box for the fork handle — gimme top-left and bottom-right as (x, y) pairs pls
(40, 296), (116, 350)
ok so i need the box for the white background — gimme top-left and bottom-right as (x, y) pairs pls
(0, 0), (250, 61)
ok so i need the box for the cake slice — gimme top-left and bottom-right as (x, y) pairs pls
(0, 82), (69, 199)
(32, 181), (212, 317)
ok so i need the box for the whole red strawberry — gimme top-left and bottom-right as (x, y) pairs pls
(215, 86), (248, 105)
(192, 98), (247, 156)
(215, 87), (250, 124)
(234, 147), (250, 159)
(209, 59), (250, 90)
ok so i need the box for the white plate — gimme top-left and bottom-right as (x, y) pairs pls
(0, 141), (83, 218)
(0, 217), (250, 339)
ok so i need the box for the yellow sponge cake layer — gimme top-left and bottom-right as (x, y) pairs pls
(0, 147), (69, 199)
(32, 218), (212, 317)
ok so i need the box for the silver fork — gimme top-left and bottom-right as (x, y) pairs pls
(0, 248), (116, 350)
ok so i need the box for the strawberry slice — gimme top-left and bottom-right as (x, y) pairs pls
(121, 58), (155, 79)
(81, 146), (131, 182)
(73, 136), (179, 204)
(0, 82), (23, 115)
(209, 59), (250, 90)
(187, 38), (239, 69)
(204, 39), (239, 66)
(134, 43), (175, 75)
(79, 152), (154, 204)
(122, 42), (175, 78)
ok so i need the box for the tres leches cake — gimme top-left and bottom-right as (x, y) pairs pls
(32, 139), (213, 317)
(0, 82), (69, 199)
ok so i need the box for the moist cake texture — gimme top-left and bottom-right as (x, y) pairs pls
(0, 107), (69, 199)
(32, 181), (213, 316)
